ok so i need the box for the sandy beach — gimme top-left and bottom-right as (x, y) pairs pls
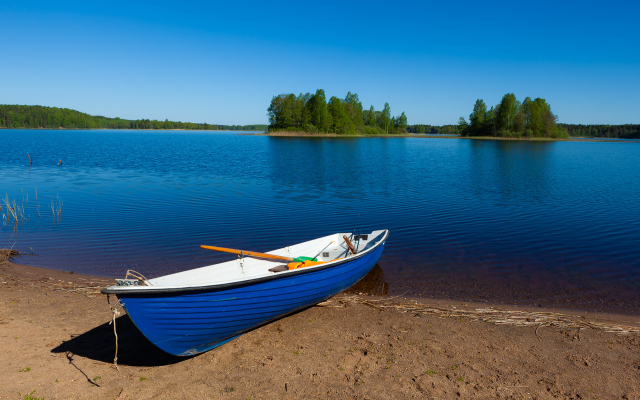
(1, 253), (639, 400)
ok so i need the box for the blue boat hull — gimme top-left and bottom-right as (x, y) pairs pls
(116, 242), (385, 356)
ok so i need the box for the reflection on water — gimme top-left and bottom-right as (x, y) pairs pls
(345, 264), (389, 296)
(468, 140), (554, 203)
(266, 137), (406, 203)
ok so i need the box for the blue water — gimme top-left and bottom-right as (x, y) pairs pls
(2, 129), (639, 313)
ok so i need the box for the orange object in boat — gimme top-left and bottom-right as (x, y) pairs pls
(287, 260), (324, 270)
(287, 258), (343, 270)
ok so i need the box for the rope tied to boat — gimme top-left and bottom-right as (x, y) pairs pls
(107, 294), (124, 371)
(125, 269), (153, 286)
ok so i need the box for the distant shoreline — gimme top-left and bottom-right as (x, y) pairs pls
(0, 127), (264, 132)
(248, 131), (455, 138)
(3, 128), (638, 142)
(258, 131), (639, 143)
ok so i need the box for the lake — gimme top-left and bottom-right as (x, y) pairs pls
(2, 129), (639, 313)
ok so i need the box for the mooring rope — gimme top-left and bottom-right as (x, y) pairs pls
(124, 269), (153, 286)
(107, 294), (124, 371)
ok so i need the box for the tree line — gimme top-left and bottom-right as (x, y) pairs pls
(267, 90), (408, 134)
(558, 124), (639, 139)
(0, 105), (267, 131)
(458, 94), (569, 139)
(406, 124), (459, 135)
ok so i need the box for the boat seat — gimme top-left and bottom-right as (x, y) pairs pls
(268, 265), (289, 273)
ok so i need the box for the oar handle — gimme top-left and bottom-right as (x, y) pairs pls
(200, 245), (294, 262)
(343, 235), (357, 255)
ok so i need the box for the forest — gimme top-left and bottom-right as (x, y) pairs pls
(406, 124), (459, 135)
(267, 90), (407, 134)
(0, 105), (267, 131)
(458, 94), (569, 139)
(558, 124), (639, 139)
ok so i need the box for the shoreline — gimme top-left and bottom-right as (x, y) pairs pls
(255, 131), (639, 142)
(0, 127), (264, 132)
(11, 254), (640, 318)
(8, 256), (640, 329)
(2, 128), (638, 141)
(2, 257), (639, 398)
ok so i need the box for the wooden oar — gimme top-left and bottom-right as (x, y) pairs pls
(200, 245), (316, 262)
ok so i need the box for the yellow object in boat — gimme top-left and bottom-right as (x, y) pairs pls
(287, 258), (343, 270)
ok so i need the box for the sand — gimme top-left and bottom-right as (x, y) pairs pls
(1, 254), (639, 399)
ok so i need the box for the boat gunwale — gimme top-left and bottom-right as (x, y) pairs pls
(101, 230), (388, 296)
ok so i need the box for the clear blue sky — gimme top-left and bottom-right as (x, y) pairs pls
(1, 1), (638, 125)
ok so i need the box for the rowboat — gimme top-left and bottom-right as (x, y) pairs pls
(102, 229), (389, 356)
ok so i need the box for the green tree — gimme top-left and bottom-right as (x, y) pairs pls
(267, 94), (289, 130)
(295, 93), (312, 128)
(521, 97), (555, 137)
(469, 99), (486, 128)
(533, 97), (556, 136)
(468, 99), (487, 136)
(458, 117), (470, 136)
(366, 105), (376, 126)
(380, 102), (391, 133)
(327, 96), (353, 134)
(308, 89), (329, 132)
(495, 93), (520, 132)
(395, 112), (407, 130)
(343, 92), (364, 130)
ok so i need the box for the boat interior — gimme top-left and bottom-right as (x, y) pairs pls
(107, 230), (387, 291)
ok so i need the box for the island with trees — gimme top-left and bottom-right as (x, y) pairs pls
(0, 105), (267, 131)
(457, 94), (569, 139)
(267, 90), (407, 134)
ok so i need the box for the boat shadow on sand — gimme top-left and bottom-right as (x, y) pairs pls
(50, 264), (389, 367)
(51, 315), (187, 367)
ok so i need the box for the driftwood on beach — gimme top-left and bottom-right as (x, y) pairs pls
(319, 295), (640, 335)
